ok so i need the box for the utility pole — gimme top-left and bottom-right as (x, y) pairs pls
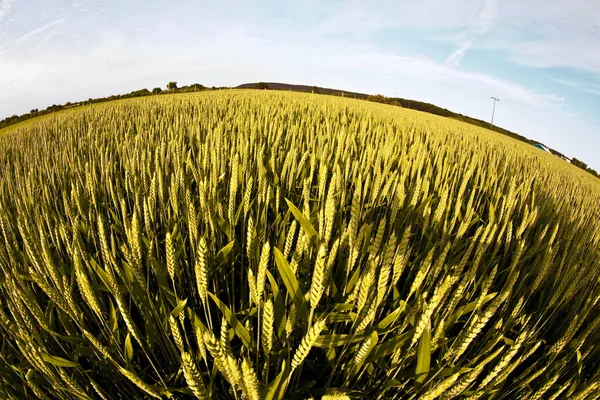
(490, 97), (500, 130)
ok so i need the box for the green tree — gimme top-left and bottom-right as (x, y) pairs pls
(167, 82), (178, 90)
(190, 83), (204, 91)
(571, 158), (588, 170)
(255, 82), (269, 90)
(152, 87), (163, 95)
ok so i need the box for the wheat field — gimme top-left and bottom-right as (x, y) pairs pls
(0, 90), (599, 399)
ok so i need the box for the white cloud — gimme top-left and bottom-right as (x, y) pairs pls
(306, 0), (492, 39)
(72, 1), (91, 12)
(14, 17), (67, 45)
(443, 0), (496, 67)
(474, 0), (497, 34)
(305, 0), (600, 74)
(501, 40), (600, 72)
(553, 78), (600, 98)
(331, 46), (559, 110)
(452, 0), (600, 73)
(0, 0), (15, 21)
(444, 39), (473, 67)
(0, 16), (67, 56)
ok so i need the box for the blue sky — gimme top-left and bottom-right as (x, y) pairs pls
(0, 0), (599, 170)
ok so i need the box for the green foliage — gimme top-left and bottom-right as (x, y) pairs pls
(572, 157), (588, 170)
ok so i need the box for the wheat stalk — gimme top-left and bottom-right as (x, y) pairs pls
(182, 351), (209, 399)
(292, 319), (327, 371)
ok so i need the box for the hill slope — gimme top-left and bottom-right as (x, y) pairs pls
(236, 82), (564, 157)
(2, 81), (596, 177)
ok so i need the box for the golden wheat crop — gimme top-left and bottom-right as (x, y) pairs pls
(0, 90), (599, 399)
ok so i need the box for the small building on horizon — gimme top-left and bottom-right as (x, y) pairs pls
(533, 143), (551, 153)
(560, 155), (572, 163)
(533, 143), (571, 163)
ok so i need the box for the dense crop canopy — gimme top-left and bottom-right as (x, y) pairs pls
(0, 91), (599, 399)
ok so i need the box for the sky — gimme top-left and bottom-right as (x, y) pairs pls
(0, 0), (599, 170)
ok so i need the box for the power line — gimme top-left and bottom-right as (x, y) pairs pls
(490, 97), (500, 130)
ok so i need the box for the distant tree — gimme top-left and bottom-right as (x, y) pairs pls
(255, 82), (269, 90)
(571, 158), (588, 170)
(312, 86), (320, 94)
(190, 83), (204, 91)
(366, 94), (391, 105)
(129, 88), (150, 97)
(152, 87), (163, 95)
(167, 82), (178, 90)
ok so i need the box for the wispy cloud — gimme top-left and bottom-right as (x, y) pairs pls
(472, 0), (600, 73)
(347, 48), (562, 110)
(0, 0), (15, 21)
(306, 0), (600, 74)
(474, 0), (497, 34)
(553, 78), (600, 97)
(444, 0), (497, 67)
(14, 17), (67, 45)
(72, 0), (96, 13)
(444, 39), (473, 67)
